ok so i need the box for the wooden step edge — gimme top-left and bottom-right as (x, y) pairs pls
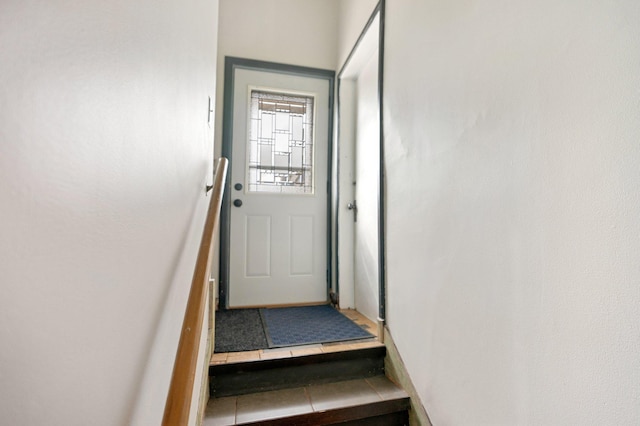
(210, 345), (386, 374)
(238, 397), (410, 426)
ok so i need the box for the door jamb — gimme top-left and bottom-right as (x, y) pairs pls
(335, 0), (386, 326)
(219, 57), (336, 310)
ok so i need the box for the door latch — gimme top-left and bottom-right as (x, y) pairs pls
(347, 200), (358, 222)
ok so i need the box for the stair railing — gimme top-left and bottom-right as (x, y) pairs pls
(163, 157), (228, 426)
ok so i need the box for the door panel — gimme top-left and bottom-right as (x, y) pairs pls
(228, 68), (330, 307)
(290, 215), (314, 275)
(245, 215), (271, 277)
(353, 50), (380, 322)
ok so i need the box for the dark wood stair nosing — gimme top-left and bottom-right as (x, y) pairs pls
(237, 396), (411, 426)
(335, 410), (410, 426)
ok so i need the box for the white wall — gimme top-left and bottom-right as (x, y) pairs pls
(0, 0), (219, 424)
(384, 0), (640, 425)
(215, 0), (339, 159)
(337, 0), (379, 69)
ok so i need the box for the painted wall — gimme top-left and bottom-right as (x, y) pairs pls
(215, 0), (340, 159)
(383, 0), (640, 425)
(0, 0), (219, 424)
(337, 0), (379, 69)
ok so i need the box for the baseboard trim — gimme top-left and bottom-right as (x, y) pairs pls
(384, 326), (433, 426)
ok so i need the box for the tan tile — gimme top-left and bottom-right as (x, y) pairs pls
(366, 376), (408, 400)
(290, 347), (323, 357)
(339, 309), (379, 337)
(344, 343), (368, 351)
(364, 319), (378, 327)
(204, 396), (236, 426)
(210, 353), (228, 363)
(308, 379), (381, 411)
(260, 350), (292, 360)
(357, 317), (377, 326)
(321, 341), (345, 347)
(226, 350), (261, 362)
(350, 340), (384, 349)
(340, 310), (359, 319)
(321, 343), (351, 353)
(236, 387), (313, 423)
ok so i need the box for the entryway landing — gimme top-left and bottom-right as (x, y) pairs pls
(210, 309), (382, 366)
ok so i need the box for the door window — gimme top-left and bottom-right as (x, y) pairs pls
(247, 89), (315, 194)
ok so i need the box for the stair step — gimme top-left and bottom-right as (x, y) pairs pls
(210, 346), (386, 398)
(204, 376), (410, 426)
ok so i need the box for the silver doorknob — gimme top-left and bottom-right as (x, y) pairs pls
(347, 201), (357, 222)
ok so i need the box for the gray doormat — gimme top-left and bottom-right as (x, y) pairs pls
(214, 309), (268, 353)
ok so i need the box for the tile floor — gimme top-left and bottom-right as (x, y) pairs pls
(210, 309), (382, 365)
(203, 377), (407, 426)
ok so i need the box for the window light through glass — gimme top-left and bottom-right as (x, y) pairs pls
(247, 89), (315, 194)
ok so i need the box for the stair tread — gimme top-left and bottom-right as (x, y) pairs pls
(204, 376), (409, 426)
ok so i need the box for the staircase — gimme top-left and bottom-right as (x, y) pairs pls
(204, 343), (410, 425)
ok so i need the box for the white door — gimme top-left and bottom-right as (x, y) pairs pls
(228, 68), (330, 308)
(335, 11), (380, 321)
(353, 49), (380, 322)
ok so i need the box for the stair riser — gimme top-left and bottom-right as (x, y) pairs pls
(210, 348), (385, 397)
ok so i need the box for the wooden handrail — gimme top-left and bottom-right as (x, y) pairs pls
(163, 157), (228, 426)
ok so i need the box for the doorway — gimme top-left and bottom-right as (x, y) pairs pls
(219, 58), (335, 309)
(334, 5), (384, 325)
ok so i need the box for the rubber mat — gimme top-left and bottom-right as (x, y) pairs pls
(260, 305), (373, 348)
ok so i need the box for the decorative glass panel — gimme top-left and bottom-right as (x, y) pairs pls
(247, 90), (315, 194)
